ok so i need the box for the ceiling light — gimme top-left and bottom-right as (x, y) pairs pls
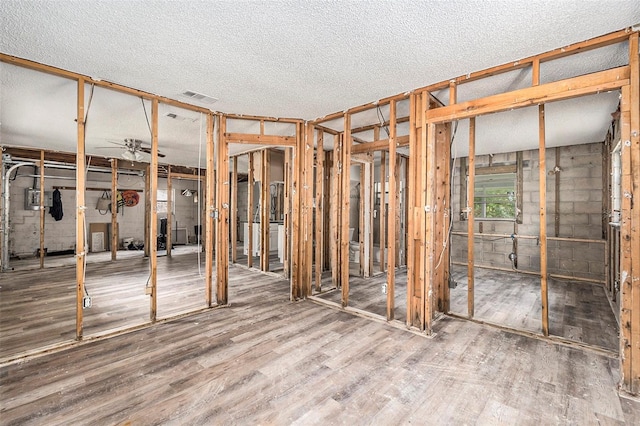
(122, 150), (143, 162)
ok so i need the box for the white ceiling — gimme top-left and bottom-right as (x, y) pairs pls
(1, 1), (639, 166)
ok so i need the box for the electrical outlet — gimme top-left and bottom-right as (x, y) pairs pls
(145, 286), (152, 295)
(82, 296), (92, 309)
(381, 283), (387, 295)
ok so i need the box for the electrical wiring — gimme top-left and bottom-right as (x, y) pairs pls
(433, 121), (459, 271)
(376, 105), (391, 138)
(141, 97), (152, 139)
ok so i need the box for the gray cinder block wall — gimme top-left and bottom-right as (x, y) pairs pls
(8, 168), (201, 257)
(450, 142), (605, 281)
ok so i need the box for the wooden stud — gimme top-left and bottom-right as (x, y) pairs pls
(341, 114), (352, 307)
(304, 124), (315, 297)
(248, 152), (255, 268)
(394, 155), (401, 270)
(231, 156), (238, 263)
(629, 32), (640, 394)
(415, 91), (429, 330)
(402, 156), (409, 267)
(291, 124), (303, 299)
(75, 78), (86, 340)
(315, 130), (324, 292)
(368, 156), (375, 277)
(110, 159), (118, 261)
(468, 117), (476, 318)
(359, 163), (365, 277)
(283, 148), (291, 279)
(144, 165), (150, 258)
(323, 151), (332, 272)
(620, 85), (633, 392)
(149, 99), (159, 323)
(387, 100), (397, 321)
(330, 137), (341, 289)
(539, 104), (549, 337)
(406, 93), (417, 327)
(532, 59), (541, 86)
(39, 150), (45, 269)
(379, 150), (386, 273)
(297, 123), (315, 297)
(434, 122), (451, 313)
(166, 166), (173, 257)
(620, 31), (640, 395)
(261, 149), (270, 272)
(216, 116), (230, 305)
(205, 114), (215, 306)
(424, 121), (437, 334)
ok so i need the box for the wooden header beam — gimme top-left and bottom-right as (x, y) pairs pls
(427, 66), (630, 123)
(224, 133), (296, 146)
(223, 113), (302, 124)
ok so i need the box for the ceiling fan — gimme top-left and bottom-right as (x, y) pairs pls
(103, 138), (166, 161)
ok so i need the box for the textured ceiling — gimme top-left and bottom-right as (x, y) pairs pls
(1, 1), (639, 166)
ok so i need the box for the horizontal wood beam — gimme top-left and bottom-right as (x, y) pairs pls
(351, 116), (410, 134)
(52, 186), (142, 192)
(427, 66), (630, 123)
(415, 27), (634, 93)
(351, 135), (410, 154)
(169, 172), (205, 180)
(471, 164), (517, 175)
(223, 113), (302, 124)
(0, 54), (214, 115)
(224, 133), (296, 146)
(313, 124), (340, 135)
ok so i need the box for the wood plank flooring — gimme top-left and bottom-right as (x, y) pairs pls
(1, 248), (210, 361)
(1, 266), (638, 424)
(449, 265), (619, 351)
(316, 269), (407, 322)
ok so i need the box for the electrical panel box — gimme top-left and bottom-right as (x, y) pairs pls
(24, 188), (53, 210)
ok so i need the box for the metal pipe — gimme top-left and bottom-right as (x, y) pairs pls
(2, 162), (36, 271)
(610, 140), (622, 226)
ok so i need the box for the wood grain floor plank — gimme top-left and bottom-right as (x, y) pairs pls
(1, 265), (638, 424)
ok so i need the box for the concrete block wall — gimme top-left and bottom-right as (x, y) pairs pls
(450, 142), (605, 281)
(8, 168), (202, 257)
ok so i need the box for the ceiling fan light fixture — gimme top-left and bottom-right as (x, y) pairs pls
(122, 150), (143, 162)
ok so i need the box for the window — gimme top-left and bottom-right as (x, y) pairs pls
(473, 173), (516, 220)
(156, 189), (175, 215)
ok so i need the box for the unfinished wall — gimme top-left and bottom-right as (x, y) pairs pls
(451, 141), (605, 281)
(8, 167), (201, 257)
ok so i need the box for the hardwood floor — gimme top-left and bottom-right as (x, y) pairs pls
(0, 248), (211, 361)
(449, 265), (619, 352)
(316, 269), (407, 322)
(314, 263), (617, 353)
(1, 266), (638, 424)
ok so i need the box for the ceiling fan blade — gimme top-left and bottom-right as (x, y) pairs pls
(139, 146), (166, 158)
